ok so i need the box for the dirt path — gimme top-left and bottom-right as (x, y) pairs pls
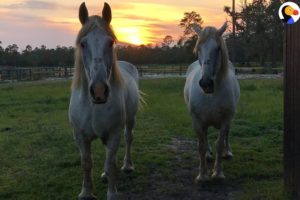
(119, 137), (241, 200)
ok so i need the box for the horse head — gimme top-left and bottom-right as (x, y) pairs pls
(192, 22), (228, 94)
(77, 2), (116, 104)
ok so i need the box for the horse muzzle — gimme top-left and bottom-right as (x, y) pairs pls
(199, 78), (214, 94)
(90, 82), (109, 104)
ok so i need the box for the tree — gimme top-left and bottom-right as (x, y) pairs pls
(5, 44), (19, 54)
(0, 41), (3, 52)
(178, 11), (203, 60)
(224, 0), (283, 67)
(179, 11), (203, 38)
(0, 41), (3, 65)
(266, 0), (283, 68)
(24, 45), (33, 53)
(162, 35), (174, 48)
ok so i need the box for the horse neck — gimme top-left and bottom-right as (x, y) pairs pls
(215, 58), (228, 86)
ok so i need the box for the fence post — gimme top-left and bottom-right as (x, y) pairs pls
(64, 67), (68, 78)
(284, 5), (300, 198)
(179, 66), (182, 76)
(140, 67), (143, 78)
(29, 69), (32, 80)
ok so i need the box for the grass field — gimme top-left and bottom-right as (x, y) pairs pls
(0, 78), (289, 200)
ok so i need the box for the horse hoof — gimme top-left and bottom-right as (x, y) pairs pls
(212, 171), (225, 180)
(78, 197), (97, 200)
(107, 192), (118, 200)
(206, 152), (213, 162)
(78, 194), (97, 200)
(195, 174), (210, 183)
(101, 172), (108, 183)
(121, 164), (134, 173)
(222, 151), (233, 160)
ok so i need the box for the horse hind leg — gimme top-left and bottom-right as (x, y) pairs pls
(121, 118), (135, 173)
(205, 134), (213, 162)
(75, 133), (97, 200)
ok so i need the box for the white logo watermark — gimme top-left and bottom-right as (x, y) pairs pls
(278, 2), (300, 24)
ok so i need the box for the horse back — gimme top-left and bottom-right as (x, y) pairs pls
(117, 61), (140, 120)
(117, 61), (139, 84)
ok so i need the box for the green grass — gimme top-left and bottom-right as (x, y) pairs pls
(0, 78), (289, 199)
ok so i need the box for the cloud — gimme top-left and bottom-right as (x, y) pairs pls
(0, 12), (77, 49)
(5, 1), (58, 10)
(25, 0), (57, 10)
(114, 14), (163, 23)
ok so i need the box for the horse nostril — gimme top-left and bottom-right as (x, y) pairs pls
(104, 84), (109, 98)
(199, 79), (204, 87)
(90, 83), (109, 103)
(90, 86), (95, 98)
(208, 79), (214, 88)
(199, 78), (214, 93)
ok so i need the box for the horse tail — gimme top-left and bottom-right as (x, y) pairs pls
(138, 90), (147, 111)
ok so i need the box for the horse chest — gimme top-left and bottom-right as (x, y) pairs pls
(91, 103), (125, 133)
(69, 90), (125, 138)
(190, 94), (234, 127)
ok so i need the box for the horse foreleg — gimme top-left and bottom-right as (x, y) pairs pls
(121, 118), (135, 172)
(205, 133), (213, 162)
(105, 131), (120, 200)
(222, 124), (233, 159)
(76, 136), (96, 200)
(193, 119), (209, 183)
(212, 124), (228, 180)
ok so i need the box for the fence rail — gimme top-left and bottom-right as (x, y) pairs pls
(0, 67), (73, 82)
(0, 66), (283, 82)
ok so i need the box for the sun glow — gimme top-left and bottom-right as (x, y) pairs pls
(113, 25), (152, 45)
(128, 35), (142, 45)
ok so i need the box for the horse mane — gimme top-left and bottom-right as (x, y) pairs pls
(72, 16), (123, 90)
(193, 26), (229, 83)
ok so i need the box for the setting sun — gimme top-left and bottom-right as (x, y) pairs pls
(128, 35), (142, 45)
(113, 25), (152, 45)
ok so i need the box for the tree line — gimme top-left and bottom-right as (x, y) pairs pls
(0, 0), (283, 68)
(0, 43), (74, 67)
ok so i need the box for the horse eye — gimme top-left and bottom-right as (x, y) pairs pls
(80, 42), (85, 48)
(109, 40), (114, 47)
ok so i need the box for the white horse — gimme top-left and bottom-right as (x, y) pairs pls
(69, 2), (140, 200)
(184, 22), (240, 182)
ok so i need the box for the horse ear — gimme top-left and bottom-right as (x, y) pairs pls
(218, 22), (227, 36)
(102, 2), (112, 24)
(191, 23), (202, 36)
(79, 2), (89, 25)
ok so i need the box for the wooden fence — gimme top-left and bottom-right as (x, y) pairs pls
(0, 67), (74, 82)
(0, 65), (283, 82)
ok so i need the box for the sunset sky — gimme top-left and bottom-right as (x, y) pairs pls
(0, 0), (233, 49)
